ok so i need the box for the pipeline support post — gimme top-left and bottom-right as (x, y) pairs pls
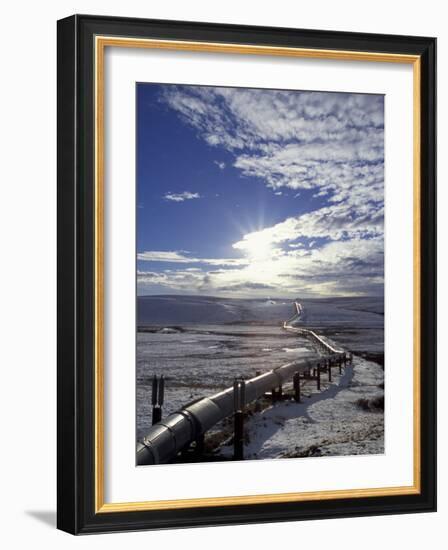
(139, 306), (351, 466)
(293, 372), (301, 402)
(151, 374), (165, 425)
(195, 433), (205, 457)
(254, 371), (262, 411)
(233, 378), (246, 460)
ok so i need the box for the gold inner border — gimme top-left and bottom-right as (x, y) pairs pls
(94, 36), (422, 513)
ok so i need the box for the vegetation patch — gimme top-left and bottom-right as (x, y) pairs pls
(356, 395), (384, 411)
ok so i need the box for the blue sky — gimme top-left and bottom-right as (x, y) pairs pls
(137, 84), (384, 298)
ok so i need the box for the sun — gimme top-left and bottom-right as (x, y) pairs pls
(242, 232), (273, 261)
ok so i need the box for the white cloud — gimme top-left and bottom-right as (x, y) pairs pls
(232, 202), (383, 254)
(160, 86), (384, 209)
(143, 85), (385, 297)
(137, 250), (248, 267)
(137, 251), (192, 263)
(137, 234), (383, 298)
(164, 191), (201, 202)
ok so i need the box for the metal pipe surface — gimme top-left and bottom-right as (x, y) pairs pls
(137, 304), (345, 465)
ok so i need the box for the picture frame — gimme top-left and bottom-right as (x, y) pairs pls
(57, 14), (436, 534)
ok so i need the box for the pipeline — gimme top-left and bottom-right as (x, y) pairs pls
(284, 325), (344, 355)
(283, 301), (345, 355)
(137, 303), (346, 465)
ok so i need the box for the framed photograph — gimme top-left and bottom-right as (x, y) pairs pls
(57, 14), (436, 534)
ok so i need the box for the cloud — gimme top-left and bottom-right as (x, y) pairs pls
(164, 191), (201, 202)
(162, 87), (383, 149)
(137, 251), (192, 263)
(232, 201), (383, 254)
(142, 85), (385, 297)
(161, 86), (383, 202)
(137, 234), (384, 298)
(215, 282), (276, 292)
(137, 250), (248, 267)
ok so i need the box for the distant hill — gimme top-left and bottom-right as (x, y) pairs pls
(137, 295), (384, 327)
(137, 295), (292, 325)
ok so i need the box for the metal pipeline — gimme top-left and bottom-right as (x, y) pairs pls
(137, 304), (346, 465)
(283, 301), (345, 355)
(137, 354), (344, 465)
(138, 361), (297, 464)
(283, 324), (344, 355)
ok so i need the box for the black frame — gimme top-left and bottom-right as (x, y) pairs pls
(57, 14), (436, 534)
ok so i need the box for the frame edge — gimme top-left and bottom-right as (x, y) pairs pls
(57, 14), (80, 535)
(57, 14), (437, 533)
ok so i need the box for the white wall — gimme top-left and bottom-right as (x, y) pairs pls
(0, 0), (444, 546)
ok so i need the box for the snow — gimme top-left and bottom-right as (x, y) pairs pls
(217, 355), (384, 459)
(138, 294), (383, 327)
(136, 295), (384, 459)
(136, 324), (316, 439)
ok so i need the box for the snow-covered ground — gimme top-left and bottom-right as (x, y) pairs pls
(136, 295), (384, 459)
(138, 294), (383, 328)
(216, 355), (384, 459)
(136, 324), (315, 439)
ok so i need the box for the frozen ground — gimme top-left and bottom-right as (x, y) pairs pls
(138, 294), (383, 328)
(136, 324), (315, 439)
(136, 295), (384, 459)
(216, 354), (384, 459)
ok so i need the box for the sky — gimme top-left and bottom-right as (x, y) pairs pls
(136, 83), (384, 298)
